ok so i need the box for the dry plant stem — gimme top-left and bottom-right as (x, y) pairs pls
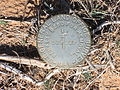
(0, 63), (35, 84)
(0, 55), (106, 70)
(52, 76), (62, 90)
(85, 58), (99, 74)
(35, 69), (60, 86)
(83, 54), (114, 90)
(83, 66), (110, 90)
(22, 0), (29, 21)
(0, 63), (60, 86)
(105, 50), (115, 69)
(0, 19), (31, 24)
(66, 70), (86, 80)
(0, 63), (21, 74)
(0, 55), (52, 69)
(0, 70), (7, 75)
(93, 21), (120, 34)
(73, 73), (80, 89)
(78, 1), (92, 18)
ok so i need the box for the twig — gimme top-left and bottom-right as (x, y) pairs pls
(0, 63), (60, 86)
(83, 54), (114, 90)
(85, 58), (99, 74)
(83, 65), (110, 90)
(0, 55), (106, 70)
(0, 19), (31, 24)
(89, 49), (100, 54)
(78, 1), (92, 18)
(52, 75), (62, 90)
(35, 69), (60, 86)
(22, 0), (29, 21)
(0, 70), (7, 75)
(0, 55), (52, 69)
(105, 50), (115, 69)
(80, 64), (106, 70)
(73, 71), (81, 89)
(0, 63), (35, 84)
(66, 70), (87, 80)
(93, 21), (120, 34)
(0, 63), (21, 74)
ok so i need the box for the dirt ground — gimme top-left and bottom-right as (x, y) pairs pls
(0, 0), (120, 90)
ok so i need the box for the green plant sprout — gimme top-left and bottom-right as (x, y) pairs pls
(82, 72), (93, 81)
(116, 40), (120, 48)
(0, 20), (8, 25)
(91, 11), (109, 19)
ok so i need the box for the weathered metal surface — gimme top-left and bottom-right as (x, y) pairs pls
(37, 14), (91, 69)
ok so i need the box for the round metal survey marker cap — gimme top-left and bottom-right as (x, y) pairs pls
(37, 14), (91, 69)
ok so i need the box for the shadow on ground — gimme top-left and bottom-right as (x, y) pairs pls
(0, 44), (42, 73)
(0, 44), (40, 58)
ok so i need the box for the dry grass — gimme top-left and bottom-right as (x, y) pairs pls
(0, 0), (120, 90)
